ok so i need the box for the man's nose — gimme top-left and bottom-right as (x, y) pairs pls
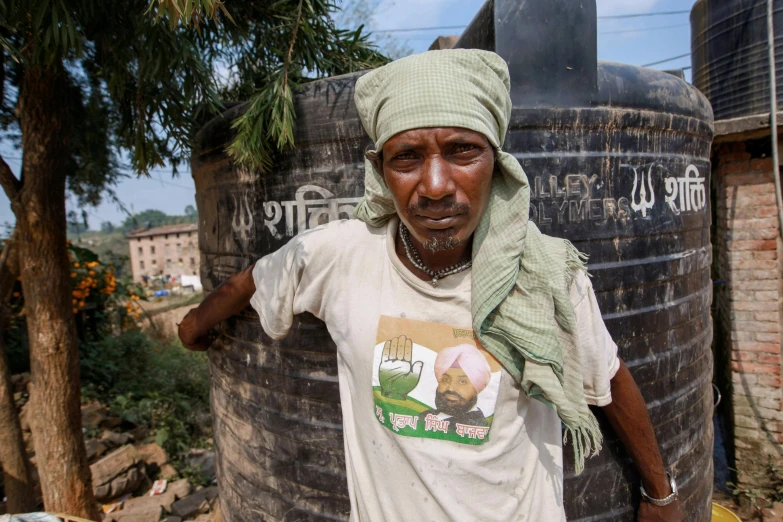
(418, 156), (456, 200)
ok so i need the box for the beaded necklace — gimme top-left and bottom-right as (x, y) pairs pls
(399, 222), (472, 287)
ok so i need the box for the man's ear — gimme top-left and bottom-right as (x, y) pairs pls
(365, 149), (384, 179)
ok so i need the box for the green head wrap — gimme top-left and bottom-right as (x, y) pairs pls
(353, 49), (601, 473)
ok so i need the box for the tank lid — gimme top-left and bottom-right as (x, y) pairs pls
(455, 0), (598, 108)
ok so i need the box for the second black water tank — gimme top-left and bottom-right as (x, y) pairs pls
(691, 0), (783, 120)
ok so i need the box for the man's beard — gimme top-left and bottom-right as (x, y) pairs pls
(406, 200), (471, 252)
(435, 389), (478, 416)
(421, 235), (467, 252)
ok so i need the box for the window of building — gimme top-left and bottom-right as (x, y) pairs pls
(137, 238), (141, 242)
(140, 260), (145, 270)
(178, 258), (183, 265)
(151, 245), (156, 255)
(176, 233), (180, 238)
(176, 243), (182, 255)
(166, 259), (172, 269)
(164, 234), (169, 239)
(152, 259), (157, 265)
(138, 247), (143, 256)
(164, 244), (170, 256)
(190, 257), (195, 265)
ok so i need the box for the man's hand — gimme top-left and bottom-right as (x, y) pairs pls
(178, 309), (215, 351)
(638, 499), (684, 522)
(379, 335), (423, 400)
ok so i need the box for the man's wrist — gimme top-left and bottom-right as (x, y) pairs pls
(640, 470), (671, 499)
(641, 472), (677, 506)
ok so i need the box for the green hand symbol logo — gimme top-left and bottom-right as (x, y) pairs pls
(379, 335), (423, 400)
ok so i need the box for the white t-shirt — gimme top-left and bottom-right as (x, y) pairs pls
(251, 218), (620, 522)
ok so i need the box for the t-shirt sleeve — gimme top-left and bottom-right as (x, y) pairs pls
(249, 220), (356, 340)
(570, 270), (621, 407)
(250, 236), (308, 340)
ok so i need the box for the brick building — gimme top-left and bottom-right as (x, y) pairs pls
(712, 113), (783, 488)
(127, 223), (199, 283)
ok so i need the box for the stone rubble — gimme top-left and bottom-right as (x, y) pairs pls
(1, 374), (220, 522)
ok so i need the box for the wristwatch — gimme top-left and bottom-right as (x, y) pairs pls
(640, 472), (678, 506)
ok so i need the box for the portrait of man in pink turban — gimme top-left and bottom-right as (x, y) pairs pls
(419, 344), (492, 431)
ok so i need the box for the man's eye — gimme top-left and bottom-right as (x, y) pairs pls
(453, 144), (476, 154)
(393, 152), (416, 161)
(459, 378), (468, 385)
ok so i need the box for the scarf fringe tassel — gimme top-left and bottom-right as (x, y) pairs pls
(562, 412), (603, 475)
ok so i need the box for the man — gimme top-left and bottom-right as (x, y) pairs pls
(418, 343), (491, 431)
(179, 50), (685, 521)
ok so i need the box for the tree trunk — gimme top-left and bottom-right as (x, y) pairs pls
(0, 234), (37, 514)
(10, 66), (100, 520)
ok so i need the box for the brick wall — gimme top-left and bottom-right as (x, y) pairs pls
(713, 138), (783, 488)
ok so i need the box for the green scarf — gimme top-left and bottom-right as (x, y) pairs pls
(353, 49), (601, 473)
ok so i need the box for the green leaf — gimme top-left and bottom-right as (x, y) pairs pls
(33, 0), (51, 31)
(155, 427), (170, 446)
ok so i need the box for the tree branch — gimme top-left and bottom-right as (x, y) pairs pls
(0, 155), (21, 201)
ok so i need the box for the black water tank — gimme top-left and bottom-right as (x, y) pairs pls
(192, 1), (714, 520)
(691, 0), (783, 120)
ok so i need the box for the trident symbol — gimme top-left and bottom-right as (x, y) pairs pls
(231, 193), (254, 243)
(629, 165), (655, 217)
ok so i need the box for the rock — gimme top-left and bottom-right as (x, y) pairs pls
(185, 449), (216, 481)
(105, 507), (162, 522)
(170, 485), (218, 519)
(81, 400), (108, 428)
(90, 445), (147, 502)
(137, 443), (169, 476)
(129, 425), (148, 442)
(102, 415), (125, 430)
(18, 402), (30, 432)
(159, 463), (179, 480)
(120, 488), (177, 514)
(168, 478), (191, 500)
(191, 515), (211, 522)
(11, 372), (30, 393)
(764, 503), (783, 522)
(161, 518), (182, 522)
(85, 438), (108, 462)
(209, 502), (222, 522)
(101, 430), (133, 448)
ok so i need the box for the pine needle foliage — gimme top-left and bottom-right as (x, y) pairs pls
(0, 0), (388, 188)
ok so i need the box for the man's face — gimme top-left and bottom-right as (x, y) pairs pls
(435, 367), (479, 416)
(376, 127), (495, 252)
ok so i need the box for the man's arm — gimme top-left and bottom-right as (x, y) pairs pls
(600, 359), (685, 522)
(178, 264), (256, 351)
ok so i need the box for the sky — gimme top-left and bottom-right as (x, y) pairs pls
(0, 0), (698, 233)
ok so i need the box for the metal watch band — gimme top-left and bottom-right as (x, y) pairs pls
(640, 473), (678, 507)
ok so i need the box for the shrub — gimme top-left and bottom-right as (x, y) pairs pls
(88, 332), (211, 460)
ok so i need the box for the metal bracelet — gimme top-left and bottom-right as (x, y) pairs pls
(640, 473), (678, 507)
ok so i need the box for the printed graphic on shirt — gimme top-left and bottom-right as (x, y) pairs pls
(372, 315), (503, 445)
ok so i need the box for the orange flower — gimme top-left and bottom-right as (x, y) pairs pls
(13, 291), (20, 297)
(71, 273), (77, 278)
(74, 263), (80, 268)
(88, 270), (96, 276)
